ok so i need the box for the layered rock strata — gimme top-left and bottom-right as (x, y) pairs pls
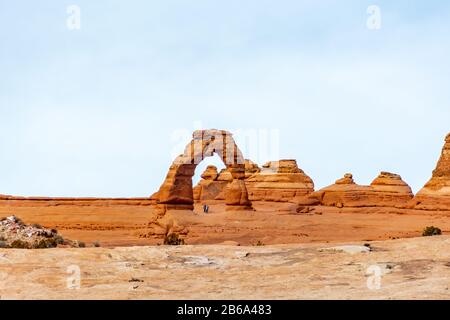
(245, 160), (314, 202)
(413, 133), (450, 210)
(309, 172), (413, 208)
(193, 166), (229, 202)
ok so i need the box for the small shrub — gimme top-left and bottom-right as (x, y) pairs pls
(254, 241), (265, 246)
(93, 241), (101, 247)
(164, 233), (185, 245)
(31, 223), (43, 229)
(422, 226), (442, 237)
(0, 241), (8, 248)
(77, 241), (86, 248)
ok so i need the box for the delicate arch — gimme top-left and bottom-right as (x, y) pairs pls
(157, 129), (251, 209)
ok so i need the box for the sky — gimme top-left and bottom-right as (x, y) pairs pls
(1, 0), (450, 197)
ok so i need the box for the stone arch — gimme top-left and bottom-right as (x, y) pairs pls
(157, 129), (252, 210)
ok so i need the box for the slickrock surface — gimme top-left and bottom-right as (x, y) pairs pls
(310, 172), (413, 208)
(414, 133), (450, 210)
(1, 236), (450, 299)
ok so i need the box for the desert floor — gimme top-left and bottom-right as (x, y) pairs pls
(1, 236), (450, 299)
(1, 201), (450, 299)
(0, 201), (449, 247)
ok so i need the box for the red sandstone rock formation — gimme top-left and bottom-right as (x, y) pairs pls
(193, 159), (314, 203)
(193, 166), (229, 202)
(225, 179), (252, 210)
(194, 160), (261, 202)
(156, 129), (252, 211)
(413, 133), (450, 210)
(201, 165), (219, 180)
(245, 160), (314, 202)
(217, 168), (233, 182)
(309, 172), (413, 208)
(370, 172), (413, 201)
(335, 173), (355, 185)
(244, 159), (261, 178)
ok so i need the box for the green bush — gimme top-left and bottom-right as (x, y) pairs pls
(422, 226), (442, 237)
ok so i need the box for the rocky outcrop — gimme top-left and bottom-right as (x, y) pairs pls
(217, 168), (234, 182)
(192, 159), (314, 203)
(368, 172), (414, 207)
(335, 173), (355, 185)
(309, 173), (368, 208)
(309, 172), (413, 208)
(224, 180), (252, 210)
(193, 166), (229, 202)
(0, 215), (83, 249)
(245, 160), (314, 202)
(413, 133), (450, 210)
(244, 159), (261, 178)
(370, 172), (413, 204)
(201, 165), (219, 180)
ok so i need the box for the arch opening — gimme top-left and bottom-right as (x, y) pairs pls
(192, 153), (226, 187)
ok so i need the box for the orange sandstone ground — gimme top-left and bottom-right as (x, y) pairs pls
(1, 199), (449, 247)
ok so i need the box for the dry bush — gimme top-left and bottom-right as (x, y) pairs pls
(422, 226), (442, 236)
(164, 233), (185, 245)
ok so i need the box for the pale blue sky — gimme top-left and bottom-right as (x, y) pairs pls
(1, 1), (450, 197)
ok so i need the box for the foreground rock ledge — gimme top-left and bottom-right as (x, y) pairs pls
(1, 236), (450, 299)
